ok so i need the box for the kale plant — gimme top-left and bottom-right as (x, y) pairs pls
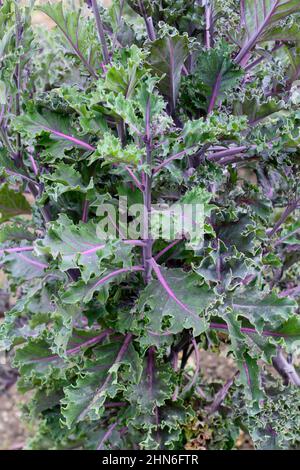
(0, 0), (300, 450)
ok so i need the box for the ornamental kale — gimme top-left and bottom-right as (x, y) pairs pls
(0, 0), (300, 450)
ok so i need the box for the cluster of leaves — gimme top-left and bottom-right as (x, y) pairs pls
(0, 0), (300, 450)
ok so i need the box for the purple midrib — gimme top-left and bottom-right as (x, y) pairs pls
(235, 0), (279, 64)
(43, 126), (95, 151)
(28, 330), (111, 364)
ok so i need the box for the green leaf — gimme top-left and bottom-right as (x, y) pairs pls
(236, 0), (300, 63)
(125, 361), (174, 413)
(41, 164), (94, 202)
(13, 338), (68, 382)
(37, 2), (99, 78)
(36, 214), (133, 282)
(104, 45), (147, 99)
(182, 113), (248, 147)
(147, 33), (189, 113)
(14, 109), (94, 160)
(137, 268), (214, 347)
(13, 329), (109, 384)
(2, 251), (48, 280)
(0, 222), (35, 243)
(0, 184), (31, 223)
(195, 245), (256, 289)
(89, 132), (144, 166)
(196, 45), (243, 112)
(237, 353), (264, 405)
(61, 337), (141, 427)
(226, 289), (298, 334)
(61, 266), (139, 304)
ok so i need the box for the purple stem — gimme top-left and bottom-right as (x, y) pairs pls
(217, 154), (258, 166)
(205, 4), (212, 49)
(234, 2), (279, 65)
(150, 258), (201, 325)
(243, 361), (252, 388)
(182, 337), (200, 394)
(16, 253), (48, 270)
(91, 0), (110, 65)
(279, 285), (300, 298)
(274, 227), (300, 246)
(149, 322), (294, 340)
(0, 246), (34, 255)
(142, 97), (153, 283)
(0, 104), (5, 125)
(104, 402), (127, 408)
(82, 199), (89, 223)
(268, 200), (299, 238)
(42, 8), (98, 78)
(28, 151), (39, 176)
(93, 265), (144, 290)
(14, 2), (22, 165)
(97, 421), (118, 450)
(44, 127), (95, 151)
(125, 166), (144, 191)
(80, 244), (106, 255)
(272, 349), (300, 386)
(30, 330), (112, 363)
(66, 330), (111, 356)
(138, 1), (156, 41)
(207, 68), (223, 114)
(111, 0), (125, 51)
(209, 322), (288, 338)
(154, 238), (183, 261)
(5, 169), (39, 186)
(152, 146), (197, 175)
(83, 333), (133, 420)
(124, 240), (146, 247)
(208, 371), (239, 414)
(244, 43), (284, 72)
(39, 127), (143, 193)
(206, 146), (248, 161)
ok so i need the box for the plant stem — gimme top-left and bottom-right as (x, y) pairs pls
(13, 1), (23, 167)
(82, 199), (89, 223)
(28, 150), (39, 176)
(205, 3), (212, 49)
(143, 97), (153, 283)
(97, 422), (119, 450)
(85, 333), (133, 417)
(125, 166), (144, 191)
(182, 337), (200, 394)
(43, 8), (98, 78)
(206, 146), (248, 161)
(152, 146), (197, 175)
(91, 0), (110, 65)
(154, 238), (183, 261)
(0, 246), (34, 255)
(279, 285), (300, 298)
(138, 0), (156, 41)
(268, 199), (299, 238)
(209, 322), (287, 338)
(272, 349), (300, 387)
(92, 265), (144, 290)
(30, 330), (112, 363)
(208, 371), (239, 414)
